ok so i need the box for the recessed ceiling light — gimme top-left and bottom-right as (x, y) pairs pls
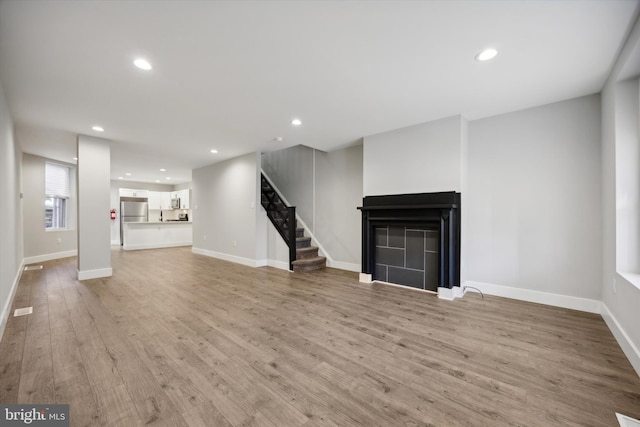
(134, 58), (152, 70)
(274, 137), (284, 142)
(475, 48), (498, 62)
(125, 172), (132, 176)
(155, 180), (160, 183)
(73, 157), (78, 161)
(92, 126), (104, 132)
(210, 149), (218, 154)
(291, 119), (302, 126)
(159, 168), (166, 172)
(166, 177), (171, 180)
(118, 176), (123, 180)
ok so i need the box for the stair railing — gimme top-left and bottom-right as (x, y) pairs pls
(260, 173), (296, 270)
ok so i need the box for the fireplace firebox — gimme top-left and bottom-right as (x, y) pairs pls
(358, 192), (461, 291)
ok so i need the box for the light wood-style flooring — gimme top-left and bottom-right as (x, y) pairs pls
(0, 247), (639, 426)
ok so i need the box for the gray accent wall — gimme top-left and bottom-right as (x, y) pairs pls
(0, 80), (23, 339)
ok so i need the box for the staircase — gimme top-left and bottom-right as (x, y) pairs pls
(292, 222), (326, 272)
(261, 174), (326, 272)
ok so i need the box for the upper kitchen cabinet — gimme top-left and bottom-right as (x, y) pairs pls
(119, 188), (148, 198)
(148, 191), (172, 210)
(170, 189), (190, 209)
(161, 192), (172, 210)
(178, 189), (190, 209)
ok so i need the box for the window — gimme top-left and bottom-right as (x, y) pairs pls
(45, 162), (70, 229)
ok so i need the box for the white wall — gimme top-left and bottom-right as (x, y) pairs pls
(192, 152), (266, 266)
(363, 115), (464, 196)
(601, 14), (640, 376)
(22, 153), (77, 262)
(466, 95), (602, 303)
(0, 80), (23, 340)
(77, 135), (112, 280)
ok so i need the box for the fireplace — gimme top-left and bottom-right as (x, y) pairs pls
(358, 192), (461, 291)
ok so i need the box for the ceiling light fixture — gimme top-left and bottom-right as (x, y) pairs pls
(118, 176), (123, 180)
(166, 177), (171, 180)
(291, 118), (302, 126)
(73, 157), (78, 161)
(210, 149), (218, 154)
(274, 137), (284, 142)
(159, 168), (166, 172)
(125, 173), (132, 176)
(475, 48), (498, 62)
(155, 180), (160, 183)
(92, 126), (104, 132)
(134, 58), (152, 70)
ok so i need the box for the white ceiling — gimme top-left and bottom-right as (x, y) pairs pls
(1, 0), (638, 185)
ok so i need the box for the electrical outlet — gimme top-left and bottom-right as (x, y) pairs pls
(56, 237), (61, 244)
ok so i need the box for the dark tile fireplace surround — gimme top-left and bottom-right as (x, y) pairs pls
(358, 192), (461, 291)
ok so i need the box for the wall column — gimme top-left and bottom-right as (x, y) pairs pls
(77, 135), (112, 280)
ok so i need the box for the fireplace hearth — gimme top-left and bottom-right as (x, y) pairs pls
(358, 192), (461, 291)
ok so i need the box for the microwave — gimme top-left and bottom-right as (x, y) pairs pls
(171, 198), (180, 209)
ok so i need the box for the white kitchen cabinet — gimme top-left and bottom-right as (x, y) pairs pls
(119, 188), (148, 198)
(178, 189), (190, 209)
(169, 189), (190, 209)
(140, 191), (172, 210)
(148, 191), (162, 210)
(160, 192), (172, 210)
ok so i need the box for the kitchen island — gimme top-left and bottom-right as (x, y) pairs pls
(122, 221), (192, 251)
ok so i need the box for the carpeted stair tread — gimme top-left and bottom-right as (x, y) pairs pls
(296, 246), (319, 259)
(292, 256), (326, 272)
(296, 236), (311, 248)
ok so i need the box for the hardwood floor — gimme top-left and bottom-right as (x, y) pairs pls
(1, 247), (639, 426)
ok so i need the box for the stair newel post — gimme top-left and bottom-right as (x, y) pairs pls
(287, 206), (296, 271)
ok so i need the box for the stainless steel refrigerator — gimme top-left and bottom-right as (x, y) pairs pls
(120, 200), (148, 245)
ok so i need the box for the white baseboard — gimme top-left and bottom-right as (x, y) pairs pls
(23, 250), (77, 265)
(359, 273), (372, 283)
(326, 260), (360, 272)
(123, 242), (191, 251)
(0, 260), (25, 342)
(192, 247), (263, 268)
(438, 286), (464, 300)
(601, 304), (640, 377)
(77, 267), (113, 281)
(267, 259), (291, 271)
(464, 280), (602, 314)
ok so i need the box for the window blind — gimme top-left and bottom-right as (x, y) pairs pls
(45, 162), (70, 198)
